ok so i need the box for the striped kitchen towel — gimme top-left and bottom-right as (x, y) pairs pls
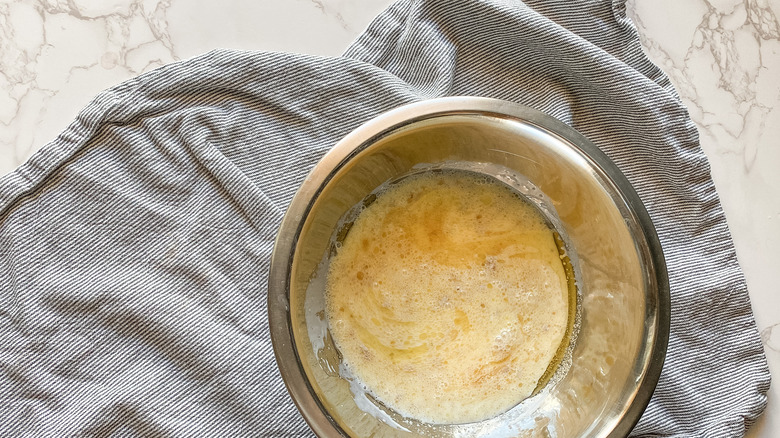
(0, 0), (769, 436)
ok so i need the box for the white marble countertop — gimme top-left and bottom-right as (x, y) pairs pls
(1, 0), (777, 436)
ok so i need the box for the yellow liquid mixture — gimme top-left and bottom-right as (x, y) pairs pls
(325, 171), (569, 424)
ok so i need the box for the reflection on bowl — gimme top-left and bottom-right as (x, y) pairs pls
(268, 97), (669, 438)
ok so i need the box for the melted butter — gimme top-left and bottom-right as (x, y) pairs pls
(325, 171), (569, 424)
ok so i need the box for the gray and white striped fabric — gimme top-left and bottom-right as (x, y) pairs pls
(0, 0), (770, 436)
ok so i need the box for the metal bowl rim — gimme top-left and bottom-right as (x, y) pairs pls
(267, 96), (671, 438)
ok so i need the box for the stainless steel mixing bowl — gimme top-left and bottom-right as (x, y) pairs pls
(268, 97), (670, 437)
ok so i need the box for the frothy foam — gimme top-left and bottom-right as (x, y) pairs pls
(325, 171), (569, 424)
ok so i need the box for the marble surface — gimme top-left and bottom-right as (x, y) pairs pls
(0, 0), (777, 436)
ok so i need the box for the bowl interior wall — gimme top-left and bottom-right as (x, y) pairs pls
(289, 114), (653, 437)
